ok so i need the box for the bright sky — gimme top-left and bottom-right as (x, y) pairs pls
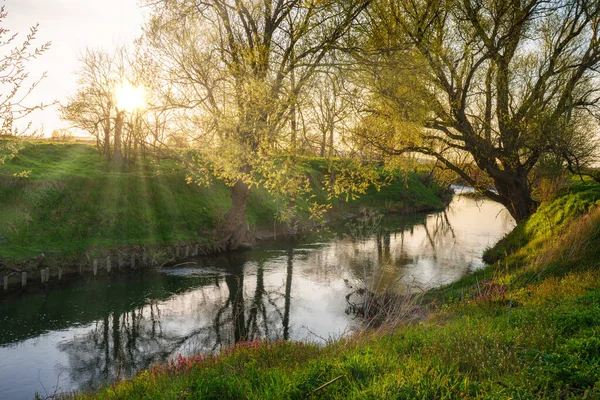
(3, 0), (145, 135)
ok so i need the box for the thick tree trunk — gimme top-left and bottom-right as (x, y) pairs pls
(492, 171), (538, 222)
(221, 179), (250, 250)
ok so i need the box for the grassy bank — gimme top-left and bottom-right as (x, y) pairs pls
(70, 181), (600, 399)
(0, 140), (446, 272)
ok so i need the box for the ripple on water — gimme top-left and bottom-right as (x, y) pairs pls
(159, 267), (229, 277)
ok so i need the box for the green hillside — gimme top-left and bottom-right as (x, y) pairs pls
(0, 140), (445, 270)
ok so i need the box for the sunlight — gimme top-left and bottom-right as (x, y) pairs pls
(115, 82), (146, 113)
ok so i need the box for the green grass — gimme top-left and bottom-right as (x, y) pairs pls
(482, 179), (600, 266)
(0, 141), (234, 265)
(0, 141), (445, 269)
(69, 181), (600, 399)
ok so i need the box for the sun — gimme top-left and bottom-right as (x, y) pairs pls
(115, 82), (146, 112)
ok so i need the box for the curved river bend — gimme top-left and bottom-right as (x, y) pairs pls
(0, 195), (514, 399)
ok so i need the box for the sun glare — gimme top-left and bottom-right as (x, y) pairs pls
(115, 82), (146, 112)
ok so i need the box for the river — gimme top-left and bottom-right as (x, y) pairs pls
(0, 194), (514, 399)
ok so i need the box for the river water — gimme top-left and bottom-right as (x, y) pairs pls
(0, 195), (514, 399)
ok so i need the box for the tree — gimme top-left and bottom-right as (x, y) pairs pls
(61, 49), (117, 157)
(63, 47), (153, 164)
(360, 0), (600, 221)
(310, 71), (354, 157)
(0, 6), (51, 136)
(143, 0), (371, 248)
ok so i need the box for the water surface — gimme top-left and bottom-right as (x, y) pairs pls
(0, 195), (514, 399)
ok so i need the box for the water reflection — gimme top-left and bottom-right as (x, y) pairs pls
(0, 196), (514, 399)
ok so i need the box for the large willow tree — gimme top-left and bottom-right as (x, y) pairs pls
(143, 0), (370, 247)
(360, 0), (600, 221)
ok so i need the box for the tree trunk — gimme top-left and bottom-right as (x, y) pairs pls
(221, 179), (250, 250)
(291, 103), (297, 154)
(103, 124), (111, 158)
(133, 139), (138, 164)
(95, 125), (101, 155)
(328, 119), (334, 157)
(492, 171), (538, 222)
(113, 110), (124, 164)
(290, 50), (297, 154)
(320, 129), (327, 157)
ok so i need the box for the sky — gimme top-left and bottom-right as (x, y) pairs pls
(3, 0), (146, 135)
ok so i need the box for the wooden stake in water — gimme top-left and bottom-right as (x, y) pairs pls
(194, 245), (199, 257)
(131, 254), (136, 269)
(106, 256), (112, 274)
(185, 245), (190, 258)
(41, 269), (45, 283)
(58, 268), (63, 280)
(3, 275), (8, 291)
(118, 254), (124, 270)
(176, 246), (180, 258)
(93, 259), (98, 276)
(21, 272), (27, 287)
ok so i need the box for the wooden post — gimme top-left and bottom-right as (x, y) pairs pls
(194, 245), (199, 256)
(41, 269), (45, 283)
(131, 254), (136, 269)
(45, 268), (50, 282)
(21, 272), (27, 287)
(118, 254), (124, 270)
(58, 268), (63, 280)
(3, 275), (8, 291)
(79, 264), (83, 274)
(185, 245), (190, 258)
(93, 259), (98, 276)
(175, 246), (180, 258)
(106, 256), (112, 274)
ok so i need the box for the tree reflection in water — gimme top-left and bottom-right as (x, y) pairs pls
(58, 252), (294, 392)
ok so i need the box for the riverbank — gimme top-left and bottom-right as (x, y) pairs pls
(0, 140), (448, 293)
(71, 180), (600, 399)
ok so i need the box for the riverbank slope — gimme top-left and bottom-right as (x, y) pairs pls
(0, 140), (447, 278)
(75, 181), (600, 399)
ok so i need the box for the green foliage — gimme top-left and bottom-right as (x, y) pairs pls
(526, 180), (600, 239)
